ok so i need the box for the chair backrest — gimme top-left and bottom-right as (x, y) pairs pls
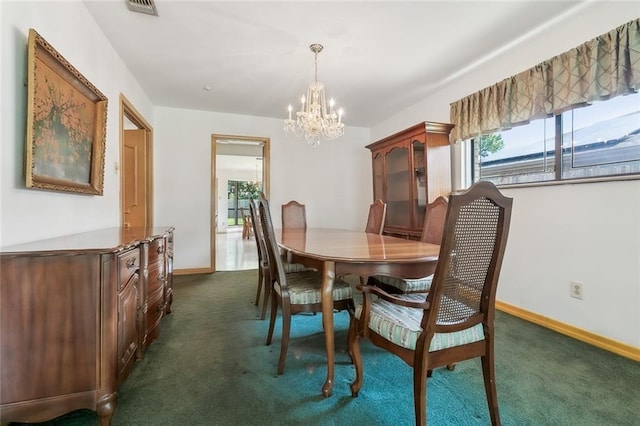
(420, 196), (448, 245)
(259, 194), (288, 289)
(424, 181), (512, 335)
(248, 199), (267, 267)
(281, 200), (306, 229)
(365, 199), (387, 234)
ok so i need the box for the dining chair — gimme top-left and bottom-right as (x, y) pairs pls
(370, 196), (448, 293)
(347, 181), (513, 426)
(281, 200), (307, 229)
(249, 199), (271, 320)
(364, 199), (387, 234)
(352, 199), (388, 285)
(258, 193), (354, 375)
(280, 199), (311, 270)
(241, 208), (253, 239)
(250, 198), (311, 320)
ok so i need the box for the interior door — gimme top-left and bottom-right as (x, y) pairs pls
(123, 129), (149, 228)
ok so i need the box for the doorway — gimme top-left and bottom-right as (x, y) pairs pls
(211, 134), (270, 272)
(120, 95), (153, 229)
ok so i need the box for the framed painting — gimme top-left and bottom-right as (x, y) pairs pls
(25, 28), (108, 195)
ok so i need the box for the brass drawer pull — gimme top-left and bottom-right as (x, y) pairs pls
(126, 258), (136, 269)
(156, 246), (164, 254)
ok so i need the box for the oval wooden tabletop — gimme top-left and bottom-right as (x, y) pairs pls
(276, 228), (439, 263)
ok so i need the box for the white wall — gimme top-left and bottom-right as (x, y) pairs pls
(499, 182), (639, 346)
(0, 1), (153, 246)
(152, 107), (371, 270)
(371, 3), (640, 348)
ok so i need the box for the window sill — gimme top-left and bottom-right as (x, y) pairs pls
(491, 173), (640, 189)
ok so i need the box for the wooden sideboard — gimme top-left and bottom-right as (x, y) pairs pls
(366, 122), (453, 239)
(0, 227), (174, 425)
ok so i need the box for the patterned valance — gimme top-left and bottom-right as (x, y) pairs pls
(450, 18), (640, 142)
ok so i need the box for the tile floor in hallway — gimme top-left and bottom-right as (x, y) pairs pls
(215, 227), (259, 271)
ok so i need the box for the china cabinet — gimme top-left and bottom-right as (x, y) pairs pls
(366, 122), (453, 239)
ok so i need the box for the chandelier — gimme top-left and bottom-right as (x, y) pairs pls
(284, 44), (344, 147)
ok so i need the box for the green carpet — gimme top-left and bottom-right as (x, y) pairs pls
(13, 270), (640, 425)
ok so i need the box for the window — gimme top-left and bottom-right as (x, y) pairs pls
(473, 91), (640, 185)
(227, 180), (261, 226)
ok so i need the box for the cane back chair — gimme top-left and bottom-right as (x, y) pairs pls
(348, 181), (513, 426)
(365, 199), (387, 234)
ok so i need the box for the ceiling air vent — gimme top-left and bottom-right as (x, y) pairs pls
(126, 0), (158, 16)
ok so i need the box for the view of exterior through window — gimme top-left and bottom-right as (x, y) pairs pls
(473, 91), (640, 185)
(227, 180), (261, 226)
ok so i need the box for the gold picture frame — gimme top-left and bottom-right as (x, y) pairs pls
(25, 28), (108, 195)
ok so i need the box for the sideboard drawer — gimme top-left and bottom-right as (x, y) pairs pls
(118, 248), (140, 290)
(147, 261), (165, 295)
(148, 238), (165, 266)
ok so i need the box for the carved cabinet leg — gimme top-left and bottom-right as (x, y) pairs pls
(97, 395), (116, 426)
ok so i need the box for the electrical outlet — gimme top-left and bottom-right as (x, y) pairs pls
(570, 281), (583, 300)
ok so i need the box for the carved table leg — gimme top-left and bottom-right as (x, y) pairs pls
(321, 261), (335, 397)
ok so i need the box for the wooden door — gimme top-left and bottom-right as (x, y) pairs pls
(123, 129), (149, 228)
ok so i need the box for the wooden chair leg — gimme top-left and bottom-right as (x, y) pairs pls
(260, 275), (271, 320)
(266, 291), (278, 345)
(348, 315), (364, 397)
(254, 269), (263, 306)
(413, 354), (429, 426)
(277, 303), (291, 375)
(481, 346), (501, 425)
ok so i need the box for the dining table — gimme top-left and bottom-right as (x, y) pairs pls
(275, 227), (440, 397)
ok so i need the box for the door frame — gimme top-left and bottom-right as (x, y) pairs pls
(119, 94), (154, 228)
(211, 134), (270, 272)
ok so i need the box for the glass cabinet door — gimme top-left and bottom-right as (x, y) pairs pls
(372, 152), (384, 202)
(411, 140), (427, 230)
(384, 146), (410, 229)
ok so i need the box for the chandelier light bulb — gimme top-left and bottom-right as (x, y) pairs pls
(284, 43), (345, 147)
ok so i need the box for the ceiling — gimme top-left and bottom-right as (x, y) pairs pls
(83, 0), (589, 128)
